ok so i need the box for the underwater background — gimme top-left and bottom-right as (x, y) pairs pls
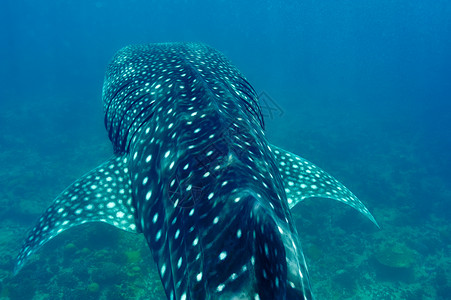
(0, 0), (450, 299)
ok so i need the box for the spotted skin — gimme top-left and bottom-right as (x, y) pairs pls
(270, 145), (378, 227)
(14, 155), (136, 274)
(15, 43), (377, 299)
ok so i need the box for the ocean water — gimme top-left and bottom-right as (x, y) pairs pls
(0, 0), (450, 299)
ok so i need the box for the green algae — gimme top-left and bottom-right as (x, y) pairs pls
(375, 242), (417, 269)
(124, 250), (142, 264)
(87, 282), (100, 293)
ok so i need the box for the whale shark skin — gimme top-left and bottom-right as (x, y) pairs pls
(14, 43), (377, 300)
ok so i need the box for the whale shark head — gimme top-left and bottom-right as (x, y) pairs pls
(15, 42), (377, 299)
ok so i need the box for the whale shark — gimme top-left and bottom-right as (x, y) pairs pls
(14, 43), (377, 299)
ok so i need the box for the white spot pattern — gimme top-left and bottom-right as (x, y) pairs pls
(14, 43), (378, 300)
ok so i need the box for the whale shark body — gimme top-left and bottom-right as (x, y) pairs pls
(15, 43), (377, 299)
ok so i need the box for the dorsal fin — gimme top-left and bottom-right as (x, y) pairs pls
(14, 155), (137, 274)
(270, 144), (378, 227)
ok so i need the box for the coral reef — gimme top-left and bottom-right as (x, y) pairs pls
(373, 242), (418, 282)
(375, 242), (417, 269)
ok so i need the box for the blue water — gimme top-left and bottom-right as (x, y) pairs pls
(1, 0), (450, 299)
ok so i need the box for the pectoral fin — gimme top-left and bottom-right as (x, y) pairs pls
(270, 144), (378, 227)
(14, 155), (136, 274)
